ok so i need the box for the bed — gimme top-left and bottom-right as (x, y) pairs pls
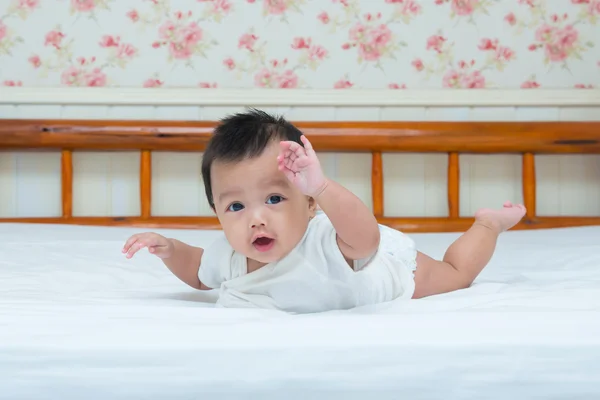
(1, 119), (600, 399)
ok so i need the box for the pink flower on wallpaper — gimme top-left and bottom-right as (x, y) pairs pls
(574, 83), (594, 88)
(61, 66), (84, 86)
(239, 33), (258, 51)
(85, 68), (107, 86)
(387, 0), (421, 17)
(451, 0), (479, 16)
(99, 35), (137, 61)
(0, 22), (6, 42)
(126, 9), (139, 22)
(370, 23), (392, 46)
(333, 78), (353, 89)
(318, 12), (330, 24)
(572, 0), (600, 14)
(116, 43), (137, 59)
(521, 80), (540, 88)
(519, 0), (536, 7)
(411, 58), (424, 71)
(3, 80), (23, 86)
(291, 37), (328, 65)
(277, 69), (298, 88)
(388, 83), (407, 89)
(223, 57), (236, 70)
(210, 0), (233, 15)
(28, 55), (41, 68)
(308, 45), (327, 61)
(426, 35), (446, 53)
(198, 82), (218, 88)
(158, 20), (204, 60)
(76, 56), (96, 65)
(99, 35), (120, 48)
(478, 38), (515, 62)
(443, 69), (485, 88)
(44, 30), (65, 49)
(533, 24), (579, 62)
(71, 0), (96, 12)
(263, 0), (288, 15)
(442, 69), (461, 87)
(460, 70), (485, 88)
(346, 21), (393, 62)
(253, 68), (298, 88)
(17, 0), (39, 10)
(504, 12), (517, 25)
(291, 37), (311, 49)
(254, 68), (274, 87)
(143, 78), (163, 88)
(332, 0), (350, 6)
(61, 66), (107, 87)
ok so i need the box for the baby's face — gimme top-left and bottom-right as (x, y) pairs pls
(210, 140), (315, 267)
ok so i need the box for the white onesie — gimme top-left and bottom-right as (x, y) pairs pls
(198, 211), (418, 313)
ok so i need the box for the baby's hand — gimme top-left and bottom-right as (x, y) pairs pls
(278, 135), (328, 197)
(122, 232), (173, 259)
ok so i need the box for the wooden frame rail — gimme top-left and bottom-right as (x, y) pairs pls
(1, 119), (600, 232)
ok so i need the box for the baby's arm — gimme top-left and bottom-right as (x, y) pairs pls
(123, 233), (209, 290)
(161, 239), (208, 290)
(314, 180), (380, 260)
(278, 135), (380, 261)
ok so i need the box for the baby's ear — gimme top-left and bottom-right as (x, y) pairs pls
(307, 196), (318, 216)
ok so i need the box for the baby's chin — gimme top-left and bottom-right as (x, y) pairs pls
(244, 245), (292, 265)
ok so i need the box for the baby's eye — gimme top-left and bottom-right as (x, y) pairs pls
(266, 195), (283, 204)
(227, 202), (244, 212)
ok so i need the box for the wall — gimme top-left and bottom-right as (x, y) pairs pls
(1, 0), (599, 89)
(1, 0), (599, 220)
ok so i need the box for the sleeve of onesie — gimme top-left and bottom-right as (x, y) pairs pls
(307, 214), (358, 270)
(197, 233), (233, 289)
(308, 213), (376, 272)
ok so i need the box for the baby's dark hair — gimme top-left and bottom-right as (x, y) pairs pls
(201, 108), (304, 209)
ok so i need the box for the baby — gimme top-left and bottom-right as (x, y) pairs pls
(123, 109), (526, 313)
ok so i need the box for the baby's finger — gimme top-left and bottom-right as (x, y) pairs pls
(285, 141), (306, 158)
(122, 234), (141, 252)
(125, 241), (148, 259)
(300, 135), (314, 154)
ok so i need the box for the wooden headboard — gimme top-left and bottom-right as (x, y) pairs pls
(1, 119), (599, 232)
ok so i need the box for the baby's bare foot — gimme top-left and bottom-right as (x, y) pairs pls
(474, 201), (526, 233)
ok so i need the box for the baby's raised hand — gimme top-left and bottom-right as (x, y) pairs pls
(122, 232), (173, 259)
(278, 135), (328, 197)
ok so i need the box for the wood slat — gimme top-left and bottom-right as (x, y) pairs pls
(371, 151), (384, 218)
(61, 149), (73, 219)
(140, 150), (152, 219)
(1, 119), (600, 233)
(447, 152), (460, 218)
(522, 152), (536, 219)
(1, 120), (600, 153)
(2, 216), (600, 233)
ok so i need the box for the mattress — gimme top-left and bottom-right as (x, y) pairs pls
(1, 223), (599, 400)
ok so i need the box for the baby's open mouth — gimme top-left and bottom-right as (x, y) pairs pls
(253, 236), (275, 252)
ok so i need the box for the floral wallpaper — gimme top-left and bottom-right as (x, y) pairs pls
(0, 0), (598, 89)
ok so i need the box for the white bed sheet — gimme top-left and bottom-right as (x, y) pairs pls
(1, 223), (599, 400)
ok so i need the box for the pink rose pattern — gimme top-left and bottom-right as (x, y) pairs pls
(0, 0), (597, 89)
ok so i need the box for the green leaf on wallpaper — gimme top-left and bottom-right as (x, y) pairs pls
(586, 41), (594, 48)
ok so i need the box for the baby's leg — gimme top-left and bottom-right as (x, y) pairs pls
(412, 201), (526, 299)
